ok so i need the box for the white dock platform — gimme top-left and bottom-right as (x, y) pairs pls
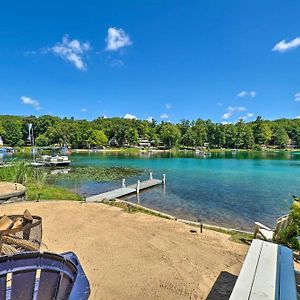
(86, 175), (164, 202)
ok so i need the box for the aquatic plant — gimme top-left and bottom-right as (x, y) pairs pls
(33, 168), (48, 188)
(47, 166), (141, 183)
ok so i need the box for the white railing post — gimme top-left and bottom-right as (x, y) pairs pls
(162, 174), (166, 185)
(136, 180), (140, 194)
(149, 172), (153, 180)
(122, 178), (126, 188)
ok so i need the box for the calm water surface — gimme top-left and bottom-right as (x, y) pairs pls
(62, 151), (300, 230)
(8, 150), (300, 230)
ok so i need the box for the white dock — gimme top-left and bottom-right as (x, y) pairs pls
(86, 174), (165, 202)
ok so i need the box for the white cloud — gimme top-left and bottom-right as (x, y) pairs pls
(20, 96), (41, 110)
(222, 106), (246, 119)
(296, 115), (300, 119)
(237, 91), (247, 97)
(106, 27), (132, 51)
(249, 91), (256, 98)
(217, 102), (223, 107)
(294, 92), (300, 102)
(221, 121), (232, 125)
(123, 113), (136, 120)
(146, 116), (154, 123)
(165, 104), (172, 109)
(237, 91), (256, 98)
(272, 37), (300, 53)
(81, 108), (87, 112)
(160, 113), (169, 119)
(239, 112), (254, 121)
(47, 35), (91, 70)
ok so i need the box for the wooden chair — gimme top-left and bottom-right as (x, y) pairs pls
(230, 239), (297, 300)
(0, 251), (90, 299)
(253, 214), (292, 241)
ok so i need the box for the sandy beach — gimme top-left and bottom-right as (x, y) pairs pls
(1, 201), (248, 299)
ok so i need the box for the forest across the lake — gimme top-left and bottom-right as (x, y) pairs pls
(0, 114), (299, 150)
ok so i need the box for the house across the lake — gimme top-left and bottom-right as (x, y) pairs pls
(138, 138), (151, 148)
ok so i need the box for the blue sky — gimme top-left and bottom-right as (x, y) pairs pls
(0, 1), (300, 123)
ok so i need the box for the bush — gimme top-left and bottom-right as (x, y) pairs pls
(35, 134), (49, 146)
(0, 161), (32, 184)
(276, 201), (300, 249)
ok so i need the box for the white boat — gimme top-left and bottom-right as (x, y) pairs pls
(37, 155), (71, 167)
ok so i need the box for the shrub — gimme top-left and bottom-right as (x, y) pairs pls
(276, 200), (300, 249)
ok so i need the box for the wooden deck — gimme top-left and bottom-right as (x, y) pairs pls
(86, 178), (164, 202)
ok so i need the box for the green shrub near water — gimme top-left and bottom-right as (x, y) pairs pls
(0, 161), (32, 184)
(276, 200), (300, 249)
(26, 182), (82, 201)
(0, 161), (81, 201)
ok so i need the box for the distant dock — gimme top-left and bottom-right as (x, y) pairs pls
(86, 173), (165, 202)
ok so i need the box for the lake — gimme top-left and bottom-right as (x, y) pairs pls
(59, 150), (300, 231)
(7, 150), (300, 230)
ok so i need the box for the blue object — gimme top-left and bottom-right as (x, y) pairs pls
(0, 251), (90, 300)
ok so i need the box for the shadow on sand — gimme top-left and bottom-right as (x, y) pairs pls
(206, 271), (237, 300)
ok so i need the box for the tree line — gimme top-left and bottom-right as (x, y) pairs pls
(0, 115), (299, 149)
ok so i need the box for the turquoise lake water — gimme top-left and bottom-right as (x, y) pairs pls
(59, 151), (300, 231)
(5, 150), (300, 230)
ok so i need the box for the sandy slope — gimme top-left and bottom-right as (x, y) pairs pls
(1, 201), (248, 300)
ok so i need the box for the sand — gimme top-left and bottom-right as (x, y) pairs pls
(0, 182), (25, 195)
(1, 201), (248, 300)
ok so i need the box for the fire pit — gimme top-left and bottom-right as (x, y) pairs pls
(0, 209), (42, 255)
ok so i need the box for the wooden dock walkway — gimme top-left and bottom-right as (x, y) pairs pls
(86, 174), (165, 203)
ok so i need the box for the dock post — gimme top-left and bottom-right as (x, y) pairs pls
(136, 180), (140, 194)
(122, 178), (126, 188)
(149, 172), (153, 180)
(162, 174), (166, 185)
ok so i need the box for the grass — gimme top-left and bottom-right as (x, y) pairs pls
(228, 231), (253, 244)
(0, 161), (82, 201)
(26, 182), (82, 201)
(102, 200), (173, 219)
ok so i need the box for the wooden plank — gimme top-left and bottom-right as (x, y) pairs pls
(86, 187), (136, 202)
(259, 229), (274, 241)
(229, 239), (264, 300)
(249, 241), (278, 300)
(86, 178), (163, 202)
(278, 245), (297, 300)
(128, 179), (162, 189)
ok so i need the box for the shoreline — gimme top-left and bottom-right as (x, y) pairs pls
(1, 200), (249, 299)
(6, 198), (253, 236)
(15, 146), (300, 154)
(105, 199), (253, 235)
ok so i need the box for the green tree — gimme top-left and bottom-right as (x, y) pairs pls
(88, 130), (108, 147)
(160, 123), (181, 148)
(193, 120), (207, 146)
(125, 128), (139, 146)
(0, 122), (5, 137)
(35, 134), (49, 146)
(214, 124), (226, 148)
(181, 127), (196, 147)
(243, 125), (255, 149)
(253, 117), (273, 145)
(2, 120), (23, 146)
(273, 126), (289, 148)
